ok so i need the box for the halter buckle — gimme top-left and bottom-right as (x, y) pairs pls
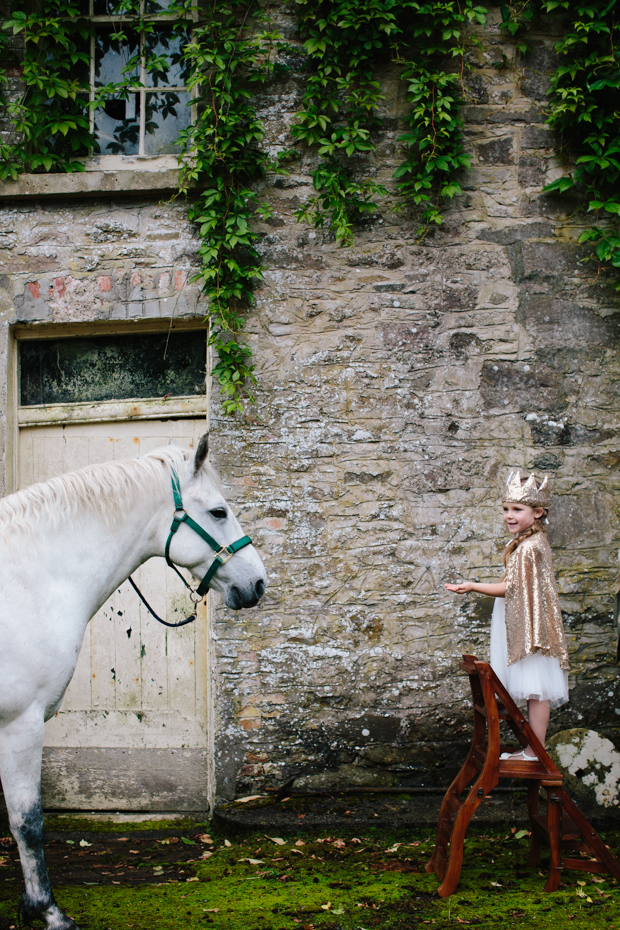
(215, 546), (234, 566)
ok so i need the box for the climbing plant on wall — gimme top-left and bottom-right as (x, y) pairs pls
(543, 0), (620, 287)
(0, 1), (93, 176)
(172, 0), (282, 415)
(293, 0), (486, 240)
(291, 0), (395, 246)
(499, 0), (620, 288)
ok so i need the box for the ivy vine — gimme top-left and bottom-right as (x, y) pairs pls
(544, 1), (620, 287)
(500, 1), (620, 288)
(293, 0), (486, 241)
(0, 2), (93, 177)
(173, 0), (282, 414)
(292, 0), (394, 246)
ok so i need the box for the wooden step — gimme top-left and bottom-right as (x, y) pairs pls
(499, 758), (563, 781)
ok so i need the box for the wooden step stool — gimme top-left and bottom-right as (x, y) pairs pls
(426, 654), (620, 897)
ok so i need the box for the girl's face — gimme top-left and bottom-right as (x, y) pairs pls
(502, 502), (544, 534)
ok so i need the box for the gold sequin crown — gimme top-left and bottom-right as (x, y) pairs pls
(502, 470), (551, 508)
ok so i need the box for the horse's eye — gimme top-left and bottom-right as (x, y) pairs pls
(209, 508), (227, 519)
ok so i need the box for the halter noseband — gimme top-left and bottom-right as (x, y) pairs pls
(128, 466), (253, 628)
(165, 467), (252, 598)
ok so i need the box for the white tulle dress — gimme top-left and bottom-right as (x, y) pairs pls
(490, 597), (569, 708)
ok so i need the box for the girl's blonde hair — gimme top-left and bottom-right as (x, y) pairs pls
(502, 474), (549, 570)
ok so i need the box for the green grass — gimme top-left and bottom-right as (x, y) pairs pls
(0, 824), (618, 929)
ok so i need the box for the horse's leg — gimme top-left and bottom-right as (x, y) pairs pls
(0, 709), (78, 930)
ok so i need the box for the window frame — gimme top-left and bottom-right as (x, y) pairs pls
(84, 0), (196, 164)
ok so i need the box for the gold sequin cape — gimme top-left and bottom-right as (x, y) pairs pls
(504, 532), (569, 669)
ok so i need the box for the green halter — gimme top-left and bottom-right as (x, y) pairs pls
(128, 467), (254, 629)
(165, 467), (253, 598)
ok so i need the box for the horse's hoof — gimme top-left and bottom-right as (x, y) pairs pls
(19, 895), (79, 929)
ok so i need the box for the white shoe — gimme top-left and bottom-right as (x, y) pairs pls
(500, 749), (539, 762)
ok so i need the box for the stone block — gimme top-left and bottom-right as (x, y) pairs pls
(518, 155), (546, 188)
(478, 222), (553, 245)
(479, 359), (561, 411)
(478, 136), (514, 165)
(547, 494), (613, 548)
(521, 125), (557, 149)
(519, 294), (620, 347)
(520, 43), (560, 101)
(293, 763), (398, 790)
(449, 332), (483, 357)
(373, 282), (405, 292)
(521, 240), (578, 277)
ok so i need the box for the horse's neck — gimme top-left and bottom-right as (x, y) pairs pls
(36, 475), (171, 618)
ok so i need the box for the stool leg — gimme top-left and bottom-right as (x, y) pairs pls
(526, 781), (541, 868)
(437, 775), (495, 898)
(427, 757), (478, 878)
(544, 788), (562, 892)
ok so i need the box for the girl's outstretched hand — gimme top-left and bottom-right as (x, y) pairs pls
(444, 582), (475, 594)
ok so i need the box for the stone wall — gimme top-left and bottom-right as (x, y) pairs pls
(0, 4), (618, 803)
(208, 5), (620, 798)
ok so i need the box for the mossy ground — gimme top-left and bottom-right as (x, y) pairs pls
(0, 818), (618, 929)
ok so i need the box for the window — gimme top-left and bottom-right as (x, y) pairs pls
(84, 1), (193, 158)
(20, 331), (207, 406)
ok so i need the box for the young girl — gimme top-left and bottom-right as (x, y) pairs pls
(445, 471), (569, 761)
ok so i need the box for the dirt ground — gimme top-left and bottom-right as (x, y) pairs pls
(0, 795), (618, 929)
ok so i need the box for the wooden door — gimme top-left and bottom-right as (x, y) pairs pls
(14, 327), (213, 811)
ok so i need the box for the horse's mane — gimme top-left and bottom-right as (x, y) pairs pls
(0, 445), (191, 536)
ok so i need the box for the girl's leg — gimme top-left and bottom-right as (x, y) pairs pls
(526, 698), (550, 756)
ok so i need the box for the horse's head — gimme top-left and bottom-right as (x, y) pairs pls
(167, 434), (267, 610)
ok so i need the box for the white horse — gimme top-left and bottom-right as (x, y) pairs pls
(0, 434), (266, 929)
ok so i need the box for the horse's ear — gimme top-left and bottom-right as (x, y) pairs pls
(194, 432), (209, 473)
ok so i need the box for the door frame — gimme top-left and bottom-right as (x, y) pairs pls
(8, 316), (216, 812)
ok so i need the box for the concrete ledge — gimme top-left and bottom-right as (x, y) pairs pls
(0, 168), (185, 198)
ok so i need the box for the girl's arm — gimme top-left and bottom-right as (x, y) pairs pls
(444, 581), (506, 597)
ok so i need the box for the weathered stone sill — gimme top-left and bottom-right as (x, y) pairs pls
(0, 168), (184, 199)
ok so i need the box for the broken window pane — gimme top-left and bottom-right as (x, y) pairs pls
(94, 26), (141, 154)
(87, 5), (192, 156)
(95, 26), (141, 87)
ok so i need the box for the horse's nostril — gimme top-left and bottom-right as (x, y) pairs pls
(229, 585), (242, 609)
(255, 579), (265, 600)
